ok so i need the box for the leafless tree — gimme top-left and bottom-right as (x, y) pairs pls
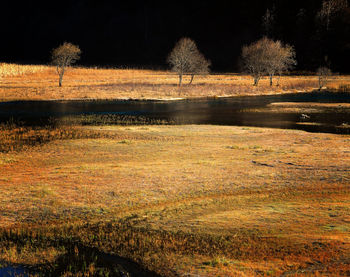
(317, 66), (332, 90)
(241, 39), (267, 86)
(189, 53), (211, 85)
(241, 37), (296, 86)
(51, 42), (81, 87)
(317, 0), (348, 30)
(167, 38), (209, 86)
(266, 41), (296, 86)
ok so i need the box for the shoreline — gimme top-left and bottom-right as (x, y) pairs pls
(0, 88), (326, 103)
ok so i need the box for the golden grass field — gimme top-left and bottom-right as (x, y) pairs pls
(0, 124), (349, 276)
(0, 64), (350, 276)
(0, 63), (350, 101)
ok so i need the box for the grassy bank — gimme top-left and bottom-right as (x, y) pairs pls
(0, 124), (349, 276)
(1, 64), (350, 101)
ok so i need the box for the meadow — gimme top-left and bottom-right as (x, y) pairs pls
(0, 122), (349, 276)
(0, 64), (349, 276)
(0, 63), (350, 101)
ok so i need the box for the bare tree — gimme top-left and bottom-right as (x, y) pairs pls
(317, 66), (332, 90)
(167, 38), (197, 86)
(266, 41), (296, 86)
(189, 53), (211, 85)
(241, 37), (296, 86)
(51, 42), (81, 87)
(241, 39), (268, 86)
(317, 0), (348, 30)
(167, 38), (209, 86)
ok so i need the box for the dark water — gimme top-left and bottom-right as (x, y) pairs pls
(1, 91), (350, 134)
(0, 266), (27, 277)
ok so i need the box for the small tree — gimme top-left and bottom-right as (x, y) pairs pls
(241, 40), (267, 86)
(317, 66), (332, 90)
(167, 38), (209, 86)
(51, 42), (81, 87)
(266, 41), (296, 86)
(189, 52), (211, 85)
(241, 37), (296, 86)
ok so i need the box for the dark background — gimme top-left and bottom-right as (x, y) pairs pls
(1, 0), (349, 72)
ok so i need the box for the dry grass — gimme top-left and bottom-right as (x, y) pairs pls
(0, 117), (171, 153)
(0, 125), (349, 276)
(1, 64), (349, 101)
(0, 63), (47, 78)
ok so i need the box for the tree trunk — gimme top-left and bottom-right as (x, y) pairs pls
(189, 74), (194, 85)
(269, 74), (273, 86)
(179, 74), (183, 86)
(253, 76), (260, 86)
(58, 66), (65, 87)
(59, 74), (63, 87)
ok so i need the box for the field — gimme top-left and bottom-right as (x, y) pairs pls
(1, 63), (350, 102)
(0, 123), (349, 276)
(0, 64), (350, 276)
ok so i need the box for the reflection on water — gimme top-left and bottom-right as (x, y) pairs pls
(0, 92), (350, 134)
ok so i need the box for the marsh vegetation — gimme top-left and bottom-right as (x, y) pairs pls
(0, 0), (350, 275)
(0, 120), (349, 276)
(0, 66), (349, 276)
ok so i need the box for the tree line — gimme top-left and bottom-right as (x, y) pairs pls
(261, 0), (349, 71)
(52, 0), (346, 88)
(2, 1), (349, 72)
(52, 37), (328, 89)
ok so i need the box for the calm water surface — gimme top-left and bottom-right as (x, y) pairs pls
(1, 92), (350, 134)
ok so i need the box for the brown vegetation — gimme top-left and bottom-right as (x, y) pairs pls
(317, 66), (332, 90)
(167, 37), (210, 86)
(241, 37), (296, 86)
(51, 42), (81, 87)
(0, 124), (349, 276)
(0, 63), (46, 78)
(2, 64), (350, 102)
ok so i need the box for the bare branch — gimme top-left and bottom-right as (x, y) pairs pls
(317, 0), (348, 30)
(167, 38), (210, 86)
(51, 42), (81, 87)
(241, 37), (296, 86)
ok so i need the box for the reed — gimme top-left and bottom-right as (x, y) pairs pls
(0, 63), (47, 78)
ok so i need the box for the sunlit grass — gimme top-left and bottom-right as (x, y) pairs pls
(0, 124), (349, 276)
(0, 63), (47, 78)
(1, 64), (349, 101)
